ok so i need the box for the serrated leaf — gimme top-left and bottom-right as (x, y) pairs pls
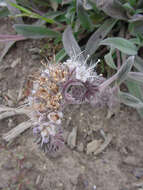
(14, 24), (61, 39)
(85, 18), (117, 56)
(100, 37), (138, 55)
(62, 26), (85, 61)
(119, 91), (143, 108)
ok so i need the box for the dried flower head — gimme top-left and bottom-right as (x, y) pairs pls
(33, 122), (64, 154)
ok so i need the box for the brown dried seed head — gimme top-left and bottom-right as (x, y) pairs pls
(33, 102), (47, 112)
(50, 113), (60, 121)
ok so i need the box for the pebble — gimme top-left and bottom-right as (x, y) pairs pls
(123, 156), (141, 166)
(11, 57), (21, 68)
(35, 175), (43, 185)
(8, 118), (15, 128)
(77, 142), (84, 152)
(86, 139), (102, 155)
(67, 127), (77, 149)
(55, 182), (64, 190)
(22, 161), (33, 170)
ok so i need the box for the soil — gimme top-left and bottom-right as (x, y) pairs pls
(0, 18), (143, 190)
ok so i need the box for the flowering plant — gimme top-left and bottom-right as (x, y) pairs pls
(24, 26), (135, 156)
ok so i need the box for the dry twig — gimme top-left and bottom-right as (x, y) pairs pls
(2, 120), (32, 142)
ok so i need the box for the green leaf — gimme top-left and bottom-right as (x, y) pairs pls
(134, 56), (143, 72)
(119, 91), (143, 108)
(99, 56), (134, 92)
(55, 49), (66, 62)
(9, 1), (55, 24)
(14, 24), (61, 39)
(116, 56), (134, 85)
(62, 26), (84, 62)
(9, 1), (32, 14)
(123, 2), (135, 14)
(126, 79), (143, 117)
(0, 7), (9, 17)
(104, 48), (117, 69)
(96, 0), (128, 20)
(77, 0), (93, 30)
(127, 72), (143, 84)
(100, 37), (138, 55)
(6, 0), (23, 23)
(85, 18), (117, 56)
(129, 21), (143, 35)
(126, 80), (143, 100)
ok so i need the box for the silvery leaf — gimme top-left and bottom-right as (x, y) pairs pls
(62, 26), (85, 61)
(119, 91), (143, 108)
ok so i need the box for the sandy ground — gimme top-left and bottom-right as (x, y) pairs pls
(0, 18), (143, 190)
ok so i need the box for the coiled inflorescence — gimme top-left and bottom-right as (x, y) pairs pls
(28, 57), (114, 155)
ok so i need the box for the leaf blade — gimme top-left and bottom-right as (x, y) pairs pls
(14, 24), (61, 39)
(100, 37), (138, 55)
(85, 19), (117, 56)
(119, 91), (143, 108)
(62, 26), (85, 61)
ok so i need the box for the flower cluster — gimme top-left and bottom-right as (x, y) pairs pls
(27, 56), (116, 155)
(28, 63), (69, 154)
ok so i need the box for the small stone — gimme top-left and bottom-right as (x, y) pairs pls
(123, 156), (141, 166)
(86, 139), (102, 155)
(8, 118), (15, 128)
(22, 162), (33, 170)
(11, 57), (21, 68)
(67, 127), (77, 149)
(56, 182), (64, 190)
(35, 175), (43, 185)
(77, 143), (84, 152)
